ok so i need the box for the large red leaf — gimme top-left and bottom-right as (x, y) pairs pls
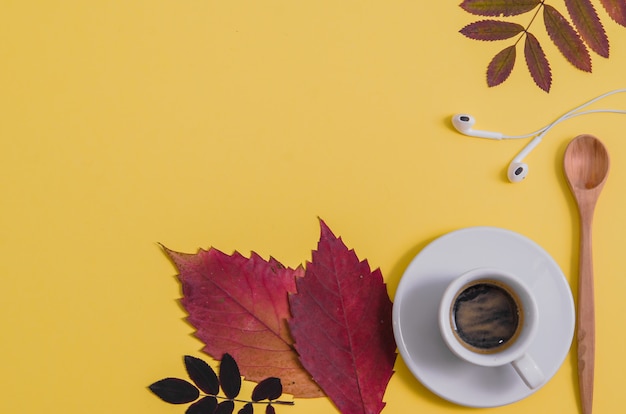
(163, 246), (323, 398)
(543, 4), (592, 72)
(288, 220), (396, 414)
(460, 20), (524, 41)
(524, 32), (552, 92)
(460, 0), (541, 17)
(600, 0), (626, 26)
(487, 45), (516, 87)
(564, 0), (609, 57)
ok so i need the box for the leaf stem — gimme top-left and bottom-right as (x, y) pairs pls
(201, 393), (295, 406)
(515, 1), (546, 46)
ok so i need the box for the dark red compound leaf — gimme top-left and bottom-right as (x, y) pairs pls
(238, 403), (253, 414)
(524, 32), (552, 92)
(487, 45), (516, 87)
(564, 0), (609, 57)
(252, 377), (282, 401)
(215, 401), (235, 414)
(460, 0), (541, 17)
(148, 378), (200, 404)
(163, 246), (322, 398)
(184, 355), (220, 396)
(266, 405), (276, 414)
(460, 20), (524, 41)
(219, 353), (242, 400)
(543, 4), (592, 72)
(186, 396), (218, 414)
(288, 219), (396, 414)
(600, 0), (626, 26)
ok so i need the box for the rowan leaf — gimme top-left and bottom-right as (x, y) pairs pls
(524, 32), (552, 92)
(543, 4), (592, 71)
(251, 378), (282, 401)
(184, 355), (220, 396)
(219, 354), (242, 400)
(215, 400), (235, 414)
(487, 45), (516, 87)
(148, 378), (200, 404)
(288, 219), (396, 414)
(460, 0), (541, 17)
(163, 246), (323, 398)
(600, 0), (626, 26)
(186, 396), (218, 414)
(266, 406), (276, 414)
(564, 0), (609, 57)
(460, 20), (525, 40)
(238, 403), (253, 414)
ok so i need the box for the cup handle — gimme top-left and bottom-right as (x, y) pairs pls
(511, 353), (545, 389)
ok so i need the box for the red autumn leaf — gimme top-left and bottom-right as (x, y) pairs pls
(543, 4), (592, 72)
(460, 0), (541, 17)
(163, 246), (323, 398)
(487, 45), (516, 87)
(460, 20), (524, 41)
(288, 220), (396, 414)
(564, 0), (609, 57)
(600, 0), (626, 26)
(524, 32), (552, 92)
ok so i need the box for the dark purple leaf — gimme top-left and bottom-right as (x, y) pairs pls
(148, 378), (200, 404)
(543, 4), (592, 71)
(460, 0), (541, 16)
(460, 20), (525, 40)
(238, 403), (254, 414)
(251, 378), (282, 401)
(186, 396), (218, 414)
(219, 354), (242, 400)
(564, 0), (609, 57)
(524, 32), (552, 92)
(266, 405), (276, 414)
(600, 0), (626, 26)
(487, 45), (516, 87)
(184, 355), (220, 396)
(215, 401), (235, 414)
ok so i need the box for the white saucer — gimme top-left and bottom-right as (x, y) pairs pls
(392, 226), (575, 408)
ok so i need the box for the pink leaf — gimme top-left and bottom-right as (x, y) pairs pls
(487, 45), (516, 87)
(288, 220), (396, 414)
(163, 246), (323, 398)
(543, 4), (592, 72)
(600, 0), (626, 26)
(564, 0), (609, 57)
(460, 20), (525, 41)
(460, 0), (541, 17)
(524, 32), (552, 92)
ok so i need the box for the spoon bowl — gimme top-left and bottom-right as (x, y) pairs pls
(563, 134), (610, 414)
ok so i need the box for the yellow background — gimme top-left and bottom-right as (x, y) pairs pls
(3, 1), (626, 413)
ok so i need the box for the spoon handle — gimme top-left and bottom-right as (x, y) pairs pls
(578, 214), (595, 414)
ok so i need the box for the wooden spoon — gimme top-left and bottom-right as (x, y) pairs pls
(563, 134), (610, 414)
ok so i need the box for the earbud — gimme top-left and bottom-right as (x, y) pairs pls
(452, 88), (626, 183)
(452, 114), (504, 140)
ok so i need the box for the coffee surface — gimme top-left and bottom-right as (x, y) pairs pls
(452, 281), (521, 353)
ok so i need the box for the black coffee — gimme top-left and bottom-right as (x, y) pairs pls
(451, 280), (522, 353)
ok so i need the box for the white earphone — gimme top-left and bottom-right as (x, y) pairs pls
(452, 89), (626, 182)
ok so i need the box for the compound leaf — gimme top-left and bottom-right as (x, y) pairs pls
(184, 355), (220, 396)
(219, 353), (242, 400)
(524, 32), (552, 92)
(288, 219), (396, 414)
(565, 0), (609, 57)
(460, 0), (541, 17)
(487, 45), (516, 87)
(460, 20), (525, 40)
(163, 246), (322, 398)
(600, 0), (626, 26)
(544, 4), (592, 71)
(148, 378), (200, 404)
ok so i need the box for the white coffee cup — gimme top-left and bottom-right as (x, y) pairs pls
(438, 267), (544, 389)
